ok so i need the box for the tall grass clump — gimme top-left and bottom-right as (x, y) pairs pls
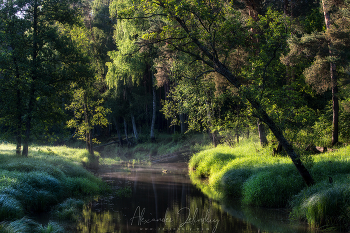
(51, 198), (84, 221)
(0, 217), (64, 233)
(242, 164), (306, 207)
(290, 181), (350, 230)
(189, 137), (298, 205)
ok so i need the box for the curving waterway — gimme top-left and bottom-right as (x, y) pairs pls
(75, 157), (319, 233)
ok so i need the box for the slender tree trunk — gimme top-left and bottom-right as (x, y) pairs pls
(257, 119), (268, 147)
(124, 117), (130, 145)
(113, 117), (123, 146)
(16, 89), (22, 155)
(150, 75), (156, 141)
(22, 0), (38, 157)
(83, 93), (94, 157)
(322, 0), (339, 146)
(131, 114), (138, 142)
(13, 56), (22, 155)
(180, 113), (185, 134)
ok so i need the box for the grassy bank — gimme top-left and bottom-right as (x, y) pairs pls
(189, 137), (350, 231)
(0, 142), (109, 232)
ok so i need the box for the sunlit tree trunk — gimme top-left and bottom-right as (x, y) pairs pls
(322, 0), (339, 146)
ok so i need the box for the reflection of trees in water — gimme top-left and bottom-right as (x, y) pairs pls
(76, 207), (122, 233)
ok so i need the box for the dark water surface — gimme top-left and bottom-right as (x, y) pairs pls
(75, 159), (315, 233)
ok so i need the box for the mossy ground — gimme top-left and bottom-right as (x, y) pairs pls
(189, 137), (350, 231)
(0, 142), (109, 233)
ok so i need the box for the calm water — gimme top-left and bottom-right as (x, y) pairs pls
(75, 158), (316, 233)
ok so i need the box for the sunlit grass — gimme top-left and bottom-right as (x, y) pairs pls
(189, 137), (350, 229)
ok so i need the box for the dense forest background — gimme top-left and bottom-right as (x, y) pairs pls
(1, 0), (350, 161)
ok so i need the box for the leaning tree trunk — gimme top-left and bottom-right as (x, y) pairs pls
(322, 0), (339, 146)
(174, 13), (315, 186)
(150, 76), (156, 142)
(257, 119), (268, 147)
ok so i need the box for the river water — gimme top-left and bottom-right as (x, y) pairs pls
(75, 158), (316, 233)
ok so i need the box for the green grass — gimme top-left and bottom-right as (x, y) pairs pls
(0, 142), (110, 231)
(188, 137), (350, 230)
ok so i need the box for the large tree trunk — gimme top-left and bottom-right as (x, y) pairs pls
(322, 0), (339, 146)
(257, 119), (268, 147)
(150, 76), (156, 141)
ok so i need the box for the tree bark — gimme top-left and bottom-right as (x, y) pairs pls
(322, 0), (339, 146)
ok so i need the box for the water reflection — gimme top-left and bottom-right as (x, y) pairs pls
(75, 161), (313, 233)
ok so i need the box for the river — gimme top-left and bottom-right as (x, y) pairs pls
(75, 157), (317, 233)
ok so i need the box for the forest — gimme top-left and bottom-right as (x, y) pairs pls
(1, 0), (350, 231)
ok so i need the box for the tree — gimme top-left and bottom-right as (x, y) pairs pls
(107, 0), (158, 142)
(117, 0), (315, 186)
(0, 0), (85, 156)
(284, 0), (350, 146)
